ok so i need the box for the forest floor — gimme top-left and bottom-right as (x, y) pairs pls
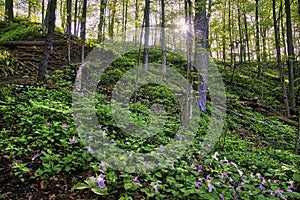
(0, 19), (298, 200)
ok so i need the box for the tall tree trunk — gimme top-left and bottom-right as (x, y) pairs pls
(255, 0), (261, 77)
(67, 0), (72, 63)
(273, 0), (290, 117)
(228, 0), (233, 69)
(222, 1), (226, 70)
(244, 13), (250, 62)
(98, 0), (107, 43)
(143, 0), (150, 70)
(108, 0), (117, 39)
(81, 0), (87, 63)
(5, 0), (13, 22)
(134, 0), (139, 44)
(74, 0), (78, 35)
(42, 0), (45, 33)
(37, 0), (57, 83)
(161, 0), (166, 73)
(237, 0), (243, 70)
(194, 0), (208, 112)
(285, 0), (296, 111)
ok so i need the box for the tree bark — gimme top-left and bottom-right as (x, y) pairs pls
(255, 0), (261, 77)
(0, 40), (76, 46)
(67, 0), (72, 63)
(37, 0), (57, 83)
(98, 0), (107, 43)
(143, 0), (150, 70)
(194, 0), (208, 112)
(161, 0), (166, 73)
(273, 0), (290, 117)
(285, 0), (296, 111)
(81, 0), (87, 63)
(74, 0), (78, 36)
(5, 0), (13, 22)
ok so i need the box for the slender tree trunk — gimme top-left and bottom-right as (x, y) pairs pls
(81, 0), (87, 63)
(161, 0), (166, 74)
(228, 0), (233, 69)
(134, 0), (139, 44)
(28, 0), (31, 18)
(74, 0), (78, 35)
(143, 0), (150, 70)
(285, 0), (296, 111)
(194, 0), (208, 112)
(98, 0), (107, 43)
(255, 0), (261, 77)
(273, 0), (290, 117)
(42, 0), (45, 33)
(222, 1), (226, 70)
(295, 115), (300, 154)
(67, 0), (72, 63)
(37, 0), (57, 83)
(244, 13), (250, 62)
(5, 0), (13, 22)
(237, 0), (243, 71)
(108, 0), (117, 39)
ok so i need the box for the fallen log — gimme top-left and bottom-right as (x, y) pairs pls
(0, 40), (78, 46)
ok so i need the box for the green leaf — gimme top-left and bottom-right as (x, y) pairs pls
(72, 182), (89, 190)
(91, 186), (108, 195)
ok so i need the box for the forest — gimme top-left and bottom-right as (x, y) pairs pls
(0, 0), (300, 199)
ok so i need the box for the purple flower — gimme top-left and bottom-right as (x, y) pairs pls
(260, 184), (266, 191)
(275, 190), (284, 195)
(94, 174), (105, 188)
(237, 185), (242, 190)
(191, 162), (196, 169)
(45, 122), (50, 126)
(287, 186), (293, 193)
(208, 184), (215, 192)
(62, 124), (68, 129)
(159, 144), (164, 150)
(198, 165), (203, 173)
(150, 183), (160, 194)
(219, 194), (224, 200)
(88, 136), (94, 140)
(69, 136), (78, 144)
(229, 184), (235, 189)
(133, 176), (140, 183)
(110, 139), (116, 144)
(221, 171), (228, 179)
(270, 190), (275, 196)
(98, 162), (107, 171)
(87, 146), (94, 154)
(194, 181), (201, 189)
(170, 162), (174, 169)
(257, 173), (262, 179)
(233, 193), (239, 199)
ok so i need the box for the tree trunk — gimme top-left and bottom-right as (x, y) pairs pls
(67, 0), (72, 63)
(108, 0), (117, 39)
(5, 0), (13, 22)
(222, 1), (226, 70)
(37, 0), (57, 83)
(194, 0), (208, 112)
(273, 0), (290, 117)
(81, 0), (87, 63)
(98, 0), (107, 43)
(42, 0), (45, 33)
(161, 0), (166, 74)
(74, 0), (78, 35)
(285, 0), (296, 111)
(244, 13), (250, 62)
(255, 0), (261, 77)
(143, 0), (150, 70)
